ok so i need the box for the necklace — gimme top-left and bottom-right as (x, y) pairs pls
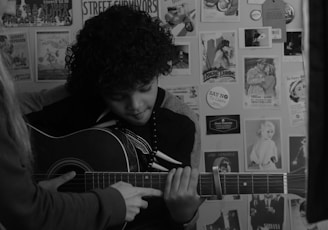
(116, 109), (159, 171)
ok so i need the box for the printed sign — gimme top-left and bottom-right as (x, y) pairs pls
(206, 86), (229, 109)
(206, 115), (240, 135)
(81, 0), (159, 24)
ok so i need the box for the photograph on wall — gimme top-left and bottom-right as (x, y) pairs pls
(283, 30), (303, 62)
(244, 118), (282, 171)
(2, 0), (73, 27)
(201, 0), (239, 22)
(238, 27), (272, 49)
(159, 0), (197, 37)
(199, 30), (237, 84)
(204, 150), (239, 173)
(248, 194), (285, 230)
(198, 200), (247, 230)
(285, 72), (306, 127)
(81, 0), (159, 24)
(290, 198), (328, 230)
(289, 135), (307, 174)
(243, 56), (281, 109)
(35, 30), (70, 82)
(164, 85), (199, 117)
(171, 41), (191, 75)
(0, 32), (31, 81)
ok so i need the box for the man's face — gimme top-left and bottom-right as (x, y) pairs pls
(103, 78), (158, 126)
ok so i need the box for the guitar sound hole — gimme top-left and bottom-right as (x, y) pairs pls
(48, 165), (86, 193)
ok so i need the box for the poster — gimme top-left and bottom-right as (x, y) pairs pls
(285, 72), (306, 127)
(243, 56), (281, 108)
(0, 32), (31, 81)
(244, 118), (282, 171)
(248, 194), (285, 230)
(35, 30), (70, 81)
(199, 30), (237, 84)
(81, 0), (159, 24)
(2, 0), (73, 27)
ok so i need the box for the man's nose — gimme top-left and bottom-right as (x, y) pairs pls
(127, 94), (142, 111)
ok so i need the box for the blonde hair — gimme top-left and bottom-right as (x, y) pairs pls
(0, 54), (32, 167)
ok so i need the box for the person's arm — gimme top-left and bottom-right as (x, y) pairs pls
(18, 84), (69, 115)
(0, 127), (162, 230)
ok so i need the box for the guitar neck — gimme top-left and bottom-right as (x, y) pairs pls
(85, 172), (305, 198)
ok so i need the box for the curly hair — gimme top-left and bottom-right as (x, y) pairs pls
(65, 5), (177, 96)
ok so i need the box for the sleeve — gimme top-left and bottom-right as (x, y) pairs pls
(18, 84), (69, 115)
(160, 90), (201, 169)
(0, 129), (126, 230)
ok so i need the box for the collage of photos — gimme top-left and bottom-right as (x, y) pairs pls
(2, 0), (315, 229)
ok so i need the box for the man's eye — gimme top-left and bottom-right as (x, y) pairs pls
(139, 86), (152, 92)
(110, 94), (125, 101)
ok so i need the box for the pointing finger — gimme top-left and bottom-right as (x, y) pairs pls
(137, 187), (162, 197)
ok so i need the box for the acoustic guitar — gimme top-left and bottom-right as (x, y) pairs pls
(28, 124), (306, 199)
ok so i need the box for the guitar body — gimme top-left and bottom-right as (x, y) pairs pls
(29, 125), (139, 192)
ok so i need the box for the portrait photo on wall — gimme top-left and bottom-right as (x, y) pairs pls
(289, 136), (307, 174)
(239, 27), (272, 49)
(283, 30), (303, 62)
(201, 0), (240, 22)
(244, 118), (282, 171)
(35, 30), (70, 82)
(243, 56), (281, 108)
(171, 41), (191, 75)
(248, 194), (285, 230)
(199, 30), (237, 84)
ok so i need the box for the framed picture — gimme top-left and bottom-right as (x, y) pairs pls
(35, 30), (71, 82)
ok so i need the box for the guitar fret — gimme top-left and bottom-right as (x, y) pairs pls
(237, 174), (240, 195)
(225, 174), (238, 195)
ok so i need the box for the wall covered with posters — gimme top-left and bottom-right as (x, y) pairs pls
(2, 0), (319, 229)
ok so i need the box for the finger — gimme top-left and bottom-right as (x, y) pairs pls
(188, 168), (199, 192)
(171, 167), (183, 192)
(164, 168), (176, 196)
(51, 171), (76, 188)
(138, 188), (162, 197)
(179, 166), (191, 191)
(140, 199), (148, 209)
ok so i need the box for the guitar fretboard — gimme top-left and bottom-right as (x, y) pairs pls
(84, 172), (300, 197)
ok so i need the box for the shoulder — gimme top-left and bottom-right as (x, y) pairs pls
(160, 89), (198, 125)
